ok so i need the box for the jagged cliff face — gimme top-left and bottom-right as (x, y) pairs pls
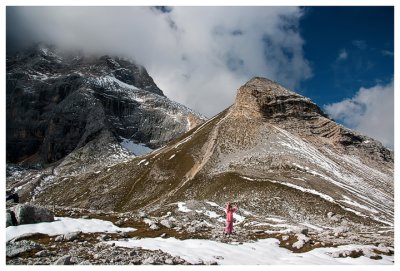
(33, 77), (393, 238)
(6, 44), (205, 165)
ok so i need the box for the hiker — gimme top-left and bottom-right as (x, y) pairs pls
(224, 202), (238, 237)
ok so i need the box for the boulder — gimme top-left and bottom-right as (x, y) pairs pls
(54, 255), (73, 265)
(63, 231), (81, 242)
(35, 250), (50, 257)
(160, 219), (175, 229)
(294, 227), (309, 236)
(6, 240), (42, 258)
(139, 212), (147, 218)
(149, 224), (160, 231)
(327, 212), (334, 219)
(143, 256), (155, 265)
(6, 210), (15, 227)
(11, 204), (54, 225)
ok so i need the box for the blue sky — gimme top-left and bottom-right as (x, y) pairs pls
(6, 6), (394, 147)
(298, 6), (394, 107)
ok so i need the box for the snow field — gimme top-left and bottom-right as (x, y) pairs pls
(110, 237), (393, 265)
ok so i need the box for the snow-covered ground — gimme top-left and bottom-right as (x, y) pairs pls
(6, 214), (393, 265)
(120, 137), (153, 156)
(6, 217), (136, 242)
(110, 237), (393, 265)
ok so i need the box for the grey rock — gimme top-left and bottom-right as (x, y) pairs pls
(295, 227), (309, 236)
(165, 258), (174, 265)
(149, 223), (160, 231)
(115, 219), (123, 226)
(129, 250), (137, 257)
(54, 255), (73, 265)
(143, 256), (155, 265)
(6, 240), (42, 258)
(139, 212), (147, 218)
(55, 235), (64, 242)
(327, 212), (334, 219)
(63, 231), (81, 241)
(35, 250), (50, 257)
(6, 210), (16, 227)
(173, 256), (186, 264)
(187, 226), (196, 233)
(11, 204), (54, 225)
(334, 226), (349, 235)
(160, 219), (175, 229)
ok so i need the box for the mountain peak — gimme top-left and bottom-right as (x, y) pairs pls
(233, 76), (327, 120)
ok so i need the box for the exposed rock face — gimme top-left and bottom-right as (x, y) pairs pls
(11, 204), (54, 225)
(6, 44), (205, 165)
(233, 77), (327, 120)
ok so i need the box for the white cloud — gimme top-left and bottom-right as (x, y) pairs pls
(337, 49), (348, 60)
(9, 6), (312, 117)
(324, 80), (394, 149)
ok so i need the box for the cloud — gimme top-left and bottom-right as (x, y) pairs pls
(337, 49), (348, 60)
(7, 6), (312, 117)
(352, 40), (367, 49)
(324, 80), (394, 149)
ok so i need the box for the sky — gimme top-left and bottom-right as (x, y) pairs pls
(6, 6), (394, 148)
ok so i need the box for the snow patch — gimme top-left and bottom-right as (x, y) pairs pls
(177, 202), (192, 213)
(206, 201), (220, 207)
(6, 217), (135, 242)
(137, 159), (147, 165)
(268, 179), (335, 202)
(111, 237), (393, 265)
(120, 137), (153, 156)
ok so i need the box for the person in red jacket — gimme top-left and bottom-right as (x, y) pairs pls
(224, 202), (238, 237)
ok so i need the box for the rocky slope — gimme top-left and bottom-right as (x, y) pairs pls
(6, 44), (205, 167)
(31, 77), (393, 247)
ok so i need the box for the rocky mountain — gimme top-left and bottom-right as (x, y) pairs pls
(7, 77), (394, 265)
(6, 44), (205, 168)
(30, 77), (393, 247)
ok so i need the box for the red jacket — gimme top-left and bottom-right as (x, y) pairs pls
(226, 206), (237, 222)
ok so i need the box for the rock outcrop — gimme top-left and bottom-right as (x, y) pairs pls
(6, 44), (205, 165)
(10, 204), (54, 225)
